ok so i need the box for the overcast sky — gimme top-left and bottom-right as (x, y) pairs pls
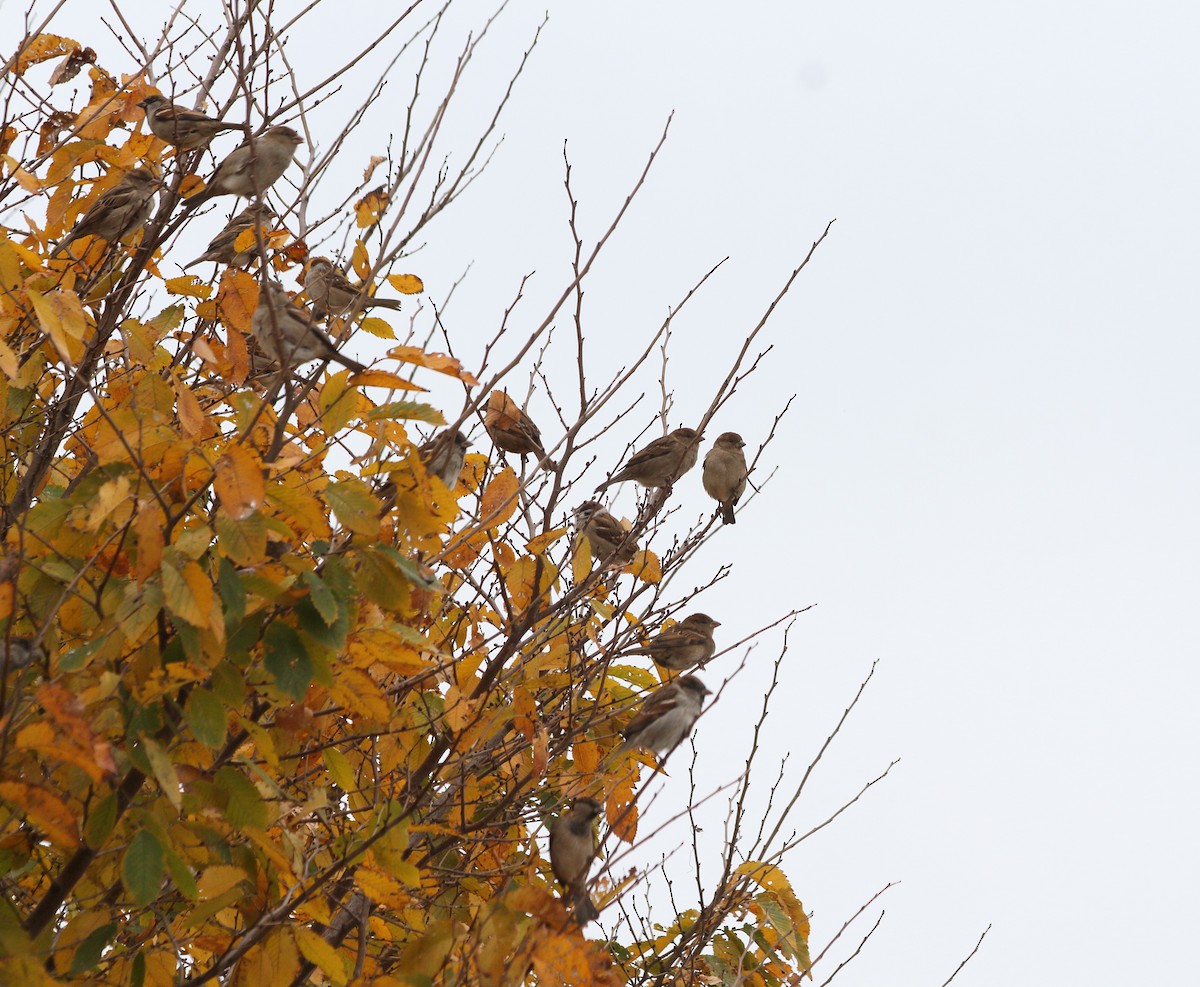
(5, 0), (1198, 982)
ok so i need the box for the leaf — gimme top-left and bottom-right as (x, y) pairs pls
(161, 557), (215, 629)
(627, 549), (662, 584)
(386, 273), (425, 294)
(165, 275), (213, 299)
(67, 920), (115, 976)
(354, 186), (391, 228)
(607, 775), (638, 844)
(174, 376), (208, 438)
(0, 780), (79, 847)
(185, 688), (227, 749)
(324, 478), (381, 536)
(216, 269), (259, 334)
(532, 934), (593, 987)
(14, 34), (81, 75)
(348, 369), (425, 391)
(385, 344), (479, 385)
(264, 622), (313, 700)
(140, 736), (182, 811)
(293, 926), (349, 986)
(480, 467), (520, 529)
(214, 444), (265, 520)
(233, 929), (299, 987)
(358, 316), (396, 339)
(122, 829), (164, 907)
(198, 864), (251, 900)
(27, 287), (89, 363)
(215, 766), (267, 829)
(526, 527), (567, 555)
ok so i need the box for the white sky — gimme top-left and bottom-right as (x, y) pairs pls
(5, 0), (1198, 982)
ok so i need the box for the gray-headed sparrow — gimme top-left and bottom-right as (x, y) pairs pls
(612, 674), (710, 759)
(629, 613), (720, 671)
(52, 167), (158, 257)
(419, 429), (470, 490)
(184, 204), (277, 268)
(137, 94), (242, 150)
(303, 256), (404, 316)
(573, 500), (638, 565)
(702, 431), (748, 525)
(182, 125), (303, 210)
(549, 797), (602, 926)
(250, 281), (366, 373)
(594, 427), (701, 492)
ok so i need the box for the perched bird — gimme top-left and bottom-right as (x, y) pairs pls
(419, 429), (470, 490)
(182, 125), (303, 210)
(702, 431), (748, 525)
(184, 204), (277, 268)
(1, 636), (43, 671)
(137, 94), (242, 150)
(629, 613), (720, 671)
(549, 797), (602, 925)
(612, 674), (710, 759)
(250, 281), (366, 373)
(52, 167), (158, 257)
(594, 427), (701, 492)
(484, 390), (555, 469)
(573, 500), (638, 565)
(303, 256), (404, 316)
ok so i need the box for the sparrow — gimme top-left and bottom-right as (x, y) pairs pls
(184, 204), (277, 268)
(52, 167), (158, 257)
(549, 797), (602, 925)
(182, 125), (303, 210)
(1, 636), (42, 671)
(594, 427), (701, 492)
(612, 674), (710, 759)
(702, 431), (748, 525)
(628, 613), (720, 671)
(250, 281), (367, 373)
(137, 94), (242, 150)
(573, 500), (638, 565)
(303, 256), (404, 316)
(419, 429), (470, 490)
(483, 390), (555, 469)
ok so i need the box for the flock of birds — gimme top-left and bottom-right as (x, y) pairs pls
(48, 92), (756, 926)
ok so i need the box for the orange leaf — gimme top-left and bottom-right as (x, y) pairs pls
(174, 377), (208, 438)
(573, 741), (600, 774)
(135, 501), (164, 582)
(606, 776), (638, 844)
(13, 34), (80, 75)
(0, 781), (79, 847)
(532, 934), (593, 987)
(479, 467), (520, 529)
(216, 268), (258, 334)
(213, 444), (265, 520)
(626, 550), (662, 584)
(354, 186), (390, 228)
(386, 273), (424, 295)
(346, 369), (425, 391)
(165, 275), (213, 299)
(385, 345), (479, 385)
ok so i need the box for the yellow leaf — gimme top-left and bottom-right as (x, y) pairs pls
(532, 934), (593, 987)
(356, 867), (409, 909)
(346, 368), (424, 391)
(526, 527), (567, 555)
(27, 287), (89, 363)
(386, 273), (424, 295)
(627, 549), (662, 583)
(358, 316), (397, 339)
(354, 187), (390, 228)
(480, 467), (520, 529)
(213, 444), (265, 520)
(174, 376), (208, 438)
(197, 864), (250, 900)
(293, 927), (349, 986)
(161, 557), (214, 628)
(351, 240), (370, 279)
(165, 275), (213, 299)
(233, 928), (299, 987)
(135, 502), (165, 581)
(573, 741), (600, 774)
(13, 34), (81, 75)
(384, 344), (479, 385)
(606, 775), (638, 845)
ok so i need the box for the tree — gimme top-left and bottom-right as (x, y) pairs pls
(0, 3), (899, 985)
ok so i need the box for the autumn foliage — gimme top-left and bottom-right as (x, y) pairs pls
(0, 9), (831, 987)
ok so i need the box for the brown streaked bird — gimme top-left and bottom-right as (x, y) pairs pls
(612, 674), (710, 760)
(594, 426), (701, 492)
(137, 94), (242, 150)
(182, 125), (303, 210)
(184, 204), (277, 269)
(419, 429), (470, 490)
(303, 256), (404, 317)
(250, 281), (366, 373)
(629, 613), (720, 671)
(549, 797), (602, 926)
(573, 500), (638, 565)
(702, 431), (748, 525)
(52, 168), (158, 257)
(484, 390), (555, 470)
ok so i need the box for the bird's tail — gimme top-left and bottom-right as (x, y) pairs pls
(720, 501), (736, 524)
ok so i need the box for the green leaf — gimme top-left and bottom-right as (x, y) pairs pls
(68, 922), (116, 975)
(323, 479), (381, 536)
(84, 793), (118, 849)
(185, 688), (227, 749)
(122, 829), (164, 907)
(264, 622), (313, 700)
(58, 639), (102, 672)
(301, 570), (339, 626)
(214, 510), (267, 566)
(215, 766), (267, 829)
(211, 661), (246, 707)
(374, 543), (441, 589)
(165, 847), (199, 900)
(366, 400), (445, 424)
(140, 736), (181, 811)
